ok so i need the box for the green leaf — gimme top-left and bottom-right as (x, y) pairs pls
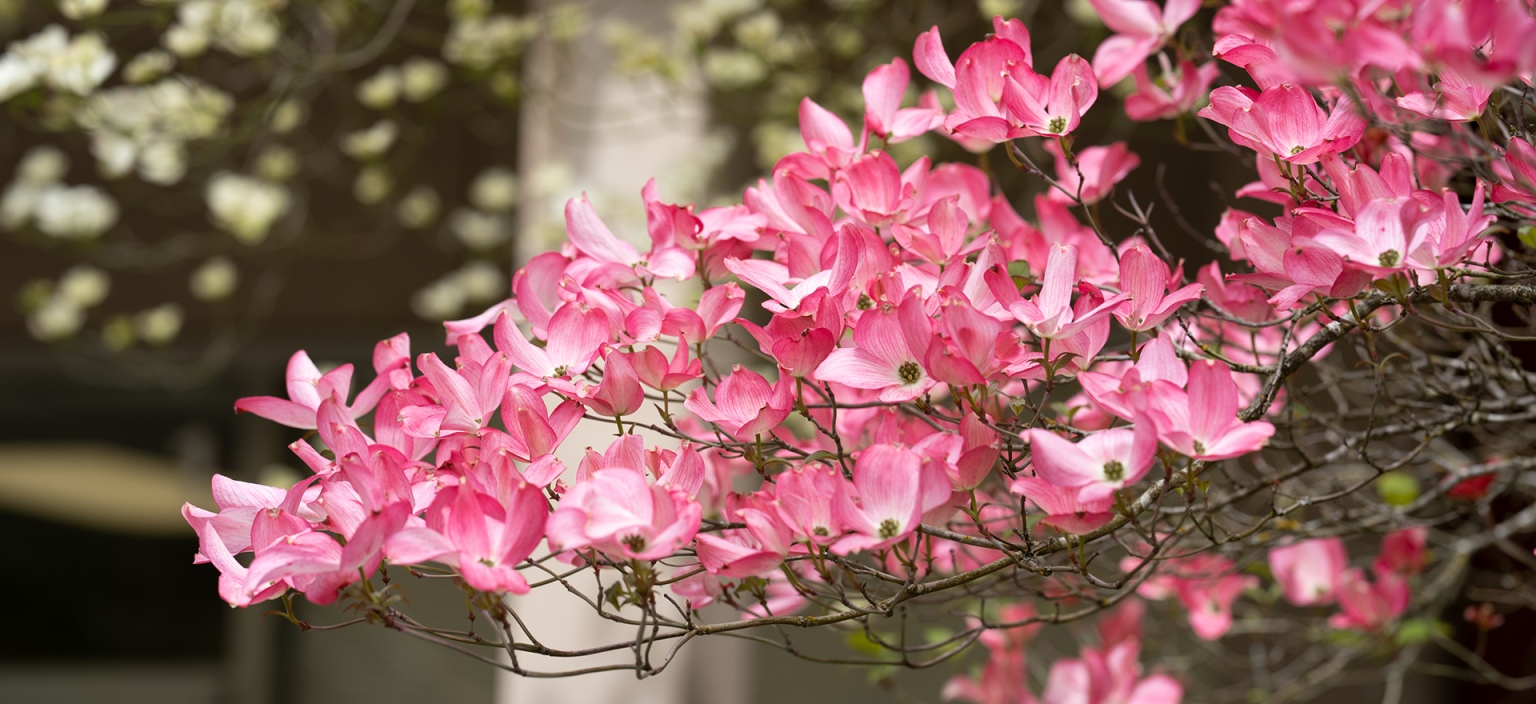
(603, 582), (626, 611)
(804, 450), (841, 465)
(1322, 627), (1370, 647)
(1376, 472), (1420, 507)
(1394, 617), (1450, 646)
(846, 631), (886, 657)
(1518, 226), (1536, 250)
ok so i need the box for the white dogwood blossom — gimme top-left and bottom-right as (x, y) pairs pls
(205, 172), (289, 245)
(76, 77), (233, 184)
(400, 58), (449, 102)
(341, 120), (398, 160)
(56, 265), (111, 308)
(35, 185), (118, 239)
(59, 0), (110, 20)
(469, 166), (518, 212)
(189, 256), (238, 302)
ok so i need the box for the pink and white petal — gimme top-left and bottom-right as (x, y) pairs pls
(912, 27), (956, 89)
(235, 396), (318, 429)
(1024, 428), (1099, 488)
(566, 195), (641, 265)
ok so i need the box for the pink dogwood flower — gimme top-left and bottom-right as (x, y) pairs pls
(1115, 244), (1204, 332)
(565, 194), (694, 280)
(546, 466), (702, 562)
(1198, 83), (1365, 164)
(695, 506), (793, 578)
(1045, 140), (1141, 205)
(1135, 359), (1275, 460)
(1396, 67), (1492, 122)
(1012, 475), (1114, 534)
(1329, 567), (1410, 631)
(1087, 0), (1201, 86)
(234, 350), (372, 429)
(1374, 527), (1428, 576)
(391, 482), (548, 594)
(987, 243), (1129, 341)
(862, 58), (945, 142)
(773, 464), (846, 545)
(1268, 537), (1348, 606)
(494, 307), (607, 381)
(1307, 198), (1431, 277)
(831, 444), (951, 553)
(991, 55), (1100, 139)
(1125, 58), (1219, 121)
(1023, 421), (1159, 503)
(814, 294), (937, 402)
(684, 365), (794, 439)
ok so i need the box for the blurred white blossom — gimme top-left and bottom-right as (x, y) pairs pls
(454, 260), (505, 302)
(449, 208), (511, 250)
(189, 256), (238, 301)
(356, 66), (401, 109)
(411, 278), (466, 320)
(702, 48), (766, 88)
(36, 185), (118, 239)
(267, 99), (303, 134)
(123, 50), (174, 84)
(19, 146), (69, 184)
(163, 22), (209, 58)
(135, 140), (188, 184)
(76, 77), (234, 184)
(443, 15), (536, 70)
(0, 25), (117, 98)
(732, 10), (781, 52)
(135, 303), (184, 345)
(411, 260), (504, 320)
(353, 164), (394, 204)
(470, 166), (518, 212)
(396, 185), (440, 229)
(254, 145), (299, 182)
(58, 0), (109, 20)
(46, 31), (117, 94)
(57, 264), (110, 307)
(171, 0), (285, 57)
(28, 296), (84, 341)
(400, 58), (448, 102)
(341, 119), (398, 160)
(205, 172), (289, 244)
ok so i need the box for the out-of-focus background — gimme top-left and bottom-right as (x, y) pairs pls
(0, 1), (1042, 701)
(0, 1), (1514, 703)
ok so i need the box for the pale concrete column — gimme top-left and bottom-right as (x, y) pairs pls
(503, 1), (749, 703)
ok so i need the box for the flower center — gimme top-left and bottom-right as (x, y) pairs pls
(856, 293), (874, 310)
(812, 526), (830, 537)
(1289, 145), (1304, 155)
(1047, 116), (1067, 134)
(1102, 460), (1125, 482)
(878, 518), (900, 539)
(553, 364), (569, 376)
(621, 534), (647, 552)
(898, 361), (922, 385)
(1378, 249), (1400, 268)
(1191, 439), (1207, 455)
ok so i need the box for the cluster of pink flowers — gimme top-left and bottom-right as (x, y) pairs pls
(944, 601), (1182, 704)
(180, 0), (1530, 697)
(1269, 528), (1427, 631)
